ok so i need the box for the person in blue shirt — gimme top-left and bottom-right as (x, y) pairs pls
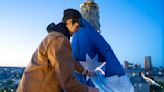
(71, 19), (125, 78)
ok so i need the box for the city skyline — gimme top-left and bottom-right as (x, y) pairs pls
(0, 0), (163, 67)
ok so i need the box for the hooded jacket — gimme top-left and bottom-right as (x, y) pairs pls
(17, 23), (88, 92)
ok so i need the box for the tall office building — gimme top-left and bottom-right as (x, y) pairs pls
(144, 56), (152, 70)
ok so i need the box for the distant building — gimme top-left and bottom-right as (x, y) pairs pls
(126, 69), (143, 78)
(124, 61), (128, 69)
(130, 76), (150, 92)
(0, 67), (25, 90)
(135, 64), (141, 69)
(154, 77), (164, 82)
(124, 61), (134, 69)
(144, 56), (152, 70)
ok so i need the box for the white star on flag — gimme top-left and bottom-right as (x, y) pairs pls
(79, 54), (104, 72)
(79, 54), (105, 80)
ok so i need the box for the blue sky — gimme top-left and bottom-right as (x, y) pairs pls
(0, 0), (163, 67)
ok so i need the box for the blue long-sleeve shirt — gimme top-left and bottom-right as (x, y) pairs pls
(72, 19), (125, 77)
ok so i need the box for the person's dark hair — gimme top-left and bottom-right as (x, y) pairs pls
(62, 9), (82, 25)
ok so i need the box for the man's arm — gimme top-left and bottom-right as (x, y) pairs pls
(73, 59), (85, 73)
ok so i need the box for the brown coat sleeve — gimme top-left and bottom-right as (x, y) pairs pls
(46, 37), (88, 92)
(73, 59), (85, 74)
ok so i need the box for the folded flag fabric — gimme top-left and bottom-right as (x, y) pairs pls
(90, 65), (134, 92)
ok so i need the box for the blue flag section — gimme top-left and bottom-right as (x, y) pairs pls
(72, 19), (125, 77)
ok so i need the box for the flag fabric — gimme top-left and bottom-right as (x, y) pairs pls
(72, 19), (125, 77)
(71, 19), (134, 91)
(91, 73), (134, 92)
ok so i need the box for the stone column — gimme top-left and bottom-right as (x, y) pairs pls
(80, 0), (101, 32)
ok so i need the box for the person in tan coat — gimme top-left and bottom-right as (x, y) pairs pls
(17, 9), (99, 92)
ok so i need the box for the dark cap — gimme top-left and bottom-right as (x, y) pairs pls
(63, 8), (86, 27)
